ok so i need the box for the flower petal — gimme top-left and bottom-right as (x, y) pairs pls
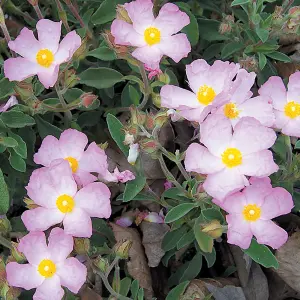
(200, 114), (232, 156)
(33, 275), (64, 300)
(242, 184), (270, 207)
(63, 208), (92, 238)
(132, 45), (162, 69)
(0, 96), (18, 112)
(232, 117), (277, 155)
(287, 71), (300, 102)
(48, 228), (73, 263)
(74, 170), (98, 187)
(6, 263), (44, 290)
(274, 110), (289, 130)
(185, 143), (224, 174)
(251, 220), (288, 249)
(158, 33), (191, 63)
(179, 106), (210, 123)
(22, 207), (64, 233)
(74, 182), (111, 218)
(36, 19), (62, 53)
(203, 168), (248, 200)
(4, 58), (40, 82)
(219, 191), (246, 214)
(8, 28), (41, 61)
(260, 187), (293, 220)
(226, 214), (252, 249)
(18, 231), (49, 265)
(239, 150), (279, 177)
(153, 3), (190, 35)
(258, 76), (287, 111)
(57, 257), (87, 293)
(249, 176), (272, 188)
(282, 118), (300, 138)
(54, 31), (81, 64)
(37, 65), (60, 89)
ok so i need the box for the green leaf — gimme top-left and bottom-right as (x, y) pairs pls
(165, 203), (195, 223)
(221, 42), (244, 59)
(8, 149), (26, 172)
(0, 168), (9, 214)
(87, 46), (116, 61)
(120, 277), (131, 297)
(202, 247), (216, 268)
(106, 113), (129, 156)
(231, 0), (250, 6)
(258, 52), (267, 70)
(256, 28), (269, 43)
(123, 174), (146, 202)
(7, 132), (27, 159)
(201, 208), (225, 223)
(91, 0), (117, 25)
(198, 19), (229, 41)
(243, 239), (279, 269)
(137, 288), (144, 300)
(0, 111), (35, 128)
(0, 78), (15, 99)
(177, 230), (195, 249)
(0, 137), (18, 148)
(79, 68), (124, 89)
(130, 280), (139, 300)
(162, 227), (188, 252)
(266, 52), (292, 63)
(121, 84), (141, 107)
(92, 219), (115, 244)
(162, 187), (189, 201)
(194, 217), (213, 253)
(35, 115), (62, 139)
(166, 281), (190, 300)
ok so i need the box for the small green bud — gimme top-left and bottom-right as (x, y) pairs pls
(11, 242), (26, 263)
(74, 238), (90, 255)
(114, 240), (132, 259)
(93, 256), (109, 273)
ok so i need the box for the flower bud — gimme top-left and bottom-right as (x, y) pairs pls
(145, 113), (155, 131)
(144, 211), (164, 223)
(114, 240), (132, 259)
(128, 143), (139, 165)
(0, 216), (11, 234)
(124, 132), (135, 146)
(130, 106), (146, 126)
(80, 93), (98, 108)
(11, 242), (26, 263)
(0, 282), (9, 299)
(27, 0), (39, 5)
(5, 287), (21, 300)
(0, 256), (7, 290)
(144, 64), (162, 80)
(74, 238), (90, 255)
(238, 56), (259, 73)
(0, 7), (5, 26)
(154, 111), (170, 127)
(103, 31), (128, 55)
(116, 5), (132, 23)
(63, 69), (79, 89)
(152, 93), (161, 108)
(93, 256), (109, 272)
(24, 197), (39, 210)
(140, 139), (160, 156)
(164, 181), (172, 190)
(202, 220), (223, 239)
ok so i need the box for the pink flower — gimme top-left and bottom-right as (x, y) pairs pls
(164, 180), (173, 190)
(144, 210), (164, 223)
(184, 115), (278, 200)
(144, 64), (162, 80)
(160, 59), (240, 123)
(111, 0), (191, 69)
(4, 19), (81, 89)
(128, 143), (139, 165)
(213, 69), (275, 127)
(259, 72), (300, 137)
(6, 228), (87, 300)
(215, 179), (293, 249)
(22, 160), (111, 237)
(0, 96), (18, 112)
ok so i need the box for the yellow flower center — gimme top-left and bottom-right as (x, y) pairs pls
(38, 259), (56, 278)
(197, 85), (216, 105)
(221, 148), (242, 168)
(144, 27), (161, 46)
(56, 194), (75, 213)
(284, 101), (300, 119)
(36, 49), (54, 68)
(224, 102), (239, 119)
(65, 156), (79, 173)
(243, 204), (261, 222)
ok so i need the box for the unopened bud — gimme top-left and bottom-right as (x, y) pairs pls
(74, 238), (90, 255)
(145, 113), (155, 130)
(24, 197), (39, 210)
(80, 92), (98, 108)
(103, 31), (128, 55)
(114, 240), (132, 259)
(63, 69), (79, 89)
(130, 106), (146, 126)
(0, 7), (5, 25)
(93, 256), (109, 272)
(5, 287), (21, 300)
(128, 144), (139, 165)
(0, 256), (6, 290)
(11, 242), (26, 263)
(0, 216), (11, 234)
(140, 139), (160, 155)
(116, 5), (132, 23)
(154, 111), (169, 127)
(152, 93), (161, 108)
(124, 132), (135, 146)
(0, 282), (9, 299)
(157, 72), (169, 83)
(202, 220), (223, 239)
(73, 37), (87, 60)
(27, 0), (39, 5)
(238, 56), (258, 73)
(219, 15), (234, 34)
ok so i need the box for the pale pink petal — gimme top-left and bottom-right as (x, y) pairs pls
(203, 168), (248, 200)
(260, 187), (293, 219)
(124, 0), (154, 33)
(200, 114), (232, 156)
(185, 143), (224, 174)
(249, 176), (272, 188)
(6, 263), (44, 290)
(48, 228), (73, 263)
(226, 214), (252, 249)
(238, 96), (275, 127)
(63, 208), (92, 238)
(59, 129), (88, 160)
(22, 207), (64, 232)
(186, 59), (210, 93)
(179, 106), (209, 123)
(219, 192), (246, 214)
(153, 3), (190, 35)
(37, 64), (60, 89)
(113, 168), (135, 183)
(36, 19), (62, 53)
(274, 110), (289, 130)
(54, 31), (81, 64)
(4, 57), (40, 82)
(33, 275), (64, 300)
(74, 170), (98, 187)
(258, 76), (287, 111)
(160, 85), (199, 109)
(74, 182), (111, 218)
(56, 257), (87, 293)
(34, 135), (62, 166)
(287, 72), (300, 102)
(144, 212), (164, 223)
(239, 150), (279, 177)
(250, 220), (288, 249)
(0, 96), (18, 112)
(111, 20), (145, 47)
(132, 45), (163, 69)
(8, 28), (41, 61)
(242, 185), (270, 207)
(18, 231), (49, 265)
(232, 117), (277, 155)
(158, 34), (191, 63)
(282, 118), (300, 138)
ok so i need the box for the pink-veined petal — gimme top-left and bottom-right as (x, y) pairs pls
(74, 170), (97, 187)
(249, 176), (272, 188)
(37, 64), (60, 89)
(282, 117), (300, 138)
(33, 275), (64, 300)
(242, 184), (270, 207)
(63, 208), (92, 238)
(57, 257), (87, 293)
(186, 59), (210, 93)
(185, 143), (224, 174)
(18, 231), (49, 265)
(287, 71), (300, 102)
(274, 110), (289, 130)
(219, 191), (246, 214)
(251, 220), (288, 249)
(6, 263), (44, 290)
(132, 45), (163, 69)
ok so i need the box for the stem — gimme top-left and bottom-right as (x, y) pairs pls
(55, 0), (71, 32)
(105, 256), (119, 277)
(285, 135), (293, 167)
(33, 4), (43, 19)
(55, 82), (72, 128)
(0, 22), (16, 57)
(138, 64), (151, 110)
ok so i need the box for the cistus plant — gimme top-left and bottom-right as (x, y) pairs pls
(0, 0), (298, 299)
